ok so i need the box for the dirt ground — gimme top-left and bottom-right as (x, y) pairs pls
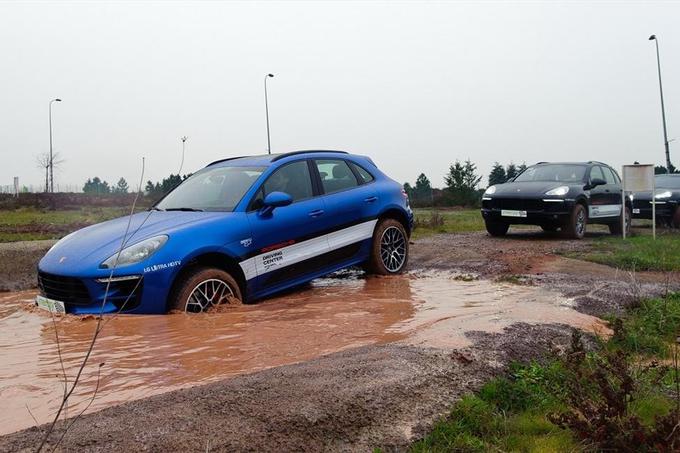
(0, 240), (55, 292)
(0, 228), (677, 452)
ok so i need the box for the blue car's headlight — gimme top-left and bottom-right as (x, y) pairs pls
(101, 235), (168, 269)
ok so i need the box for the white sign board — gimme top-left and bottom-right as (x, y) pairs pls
(13, 177), (19, 197)
(622, 164), (654, 192)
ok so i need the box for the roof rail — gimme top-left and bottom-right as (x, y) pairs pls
(271, 150), (348, 162)
(206, 156), (247, 167)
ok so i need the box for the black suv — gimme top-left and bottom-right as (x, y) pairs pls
(481, 161), (631, 239)
(631, 174), (680, 228)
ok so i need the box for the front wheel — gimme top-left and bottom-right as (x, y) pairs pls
(367, 219), (409, 275)
(563, 204), (587, 239)
(485, 220), (509, 237)
(169, 266), (242, 313)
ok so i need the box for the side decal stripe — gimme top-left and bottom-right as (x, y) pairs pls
(239, 219), (377, 280)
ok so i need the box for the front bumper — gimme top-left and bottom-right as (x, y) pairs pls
(631, 199), (676, 219)
(481, 197), (575, 225)
(36, 266), (174, 314)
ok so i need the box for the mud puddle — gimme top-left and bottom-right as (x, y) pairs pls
(0, 271), (605, 435)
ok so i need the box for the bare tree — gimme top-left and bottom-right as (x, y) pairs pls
(36, 152), (64, 193)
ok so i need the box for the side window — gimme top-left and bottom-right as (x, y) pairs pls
(249, 161), (313, 210)
(315, 159), (360, 194)
(349, 162), (375, 184)
(601, 166), (617, 185)
(589, 166), (604, 182)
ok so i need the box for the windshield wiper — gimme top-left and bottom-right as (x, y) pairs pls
(149, 206), (164, 211)
(164, 207), (204, 212)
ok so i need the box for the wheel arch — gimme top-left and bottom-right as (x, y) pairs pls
(378, 207), (411, 236)
(168, 251), (247, 310)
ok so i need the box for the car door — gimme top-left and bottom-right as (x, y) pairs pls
(244, 159), (329, 293)
(600, 166), (624, 217)
(312, 158), (380, 263)
(587, 166), (610, 220)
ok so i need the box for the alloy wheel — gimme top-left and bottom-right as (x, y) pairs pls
(185, 278), (234, 313)
(380, 226), (407, 272)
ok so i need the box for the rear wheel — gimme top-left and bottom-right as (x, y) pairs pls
(169, 267), (242, 313)
(609, 206), (631, 236)
(485, 220), (509, 237)
(563, 204), (587, 239)
(367, 218), (409, 275)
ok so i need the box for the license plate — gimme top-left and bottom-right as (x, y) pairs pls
(35, 295), (66, 314)
(501, 209), (527, 218)
(633, 208), (640, 214)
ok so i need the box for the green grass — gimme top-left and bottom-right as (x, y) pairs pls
(0, 207), (133, 242)
(574, 233), (680, 272)
(411, 208), (485, 239)
(408, 292), (680, 452)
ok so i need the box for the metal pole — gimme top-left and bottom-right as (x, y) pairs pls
(652, 178), (656, 240)
(48, 98), (62, 193)
(650, 35), (672, 172)
(621, 179), (626, 239)
(264, 74), (274, 154)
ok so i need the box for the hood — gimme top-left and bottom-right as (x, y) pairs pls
(632, 189), (677, 201)
(41, 210), (228, 271)
(487, 181), (581, 198)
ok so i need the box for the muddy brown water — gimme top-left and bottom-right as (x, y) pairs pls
(0, 271), (606, 435)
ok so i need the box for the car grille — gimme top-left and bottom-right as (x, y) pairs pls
(38, 272), (92, 306)
(487, 198), (545, 211)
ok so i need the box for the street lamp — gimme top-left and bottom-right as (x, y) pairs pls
(264, 74), (274, 154)
(49, 98), (62, 193)
(179, 136), (188, 175)
(649, 35), (672, 172)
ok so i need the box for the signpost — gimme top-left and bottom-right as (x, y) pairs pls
(621, 164), (656, 239)
(13, 177), (19, 198)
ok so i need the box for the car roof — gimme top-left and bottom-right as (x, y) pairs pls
(533, 161), (608, 167)
(206, 150), (351, 168)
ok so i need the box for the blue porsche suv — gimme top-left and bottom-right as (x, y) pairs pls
(36, 150), (413, 314)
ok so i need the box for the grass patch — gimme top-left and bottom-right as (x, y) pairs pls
(408, 293), (680, 452)
(0, 207), (134, 242)
(574, 233), (680, 272)
(411, 208), (484, 239)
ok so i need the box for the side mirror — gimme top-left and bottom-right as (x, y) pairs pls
(259, 191), (292, 216)
(586, 178), (606, 190)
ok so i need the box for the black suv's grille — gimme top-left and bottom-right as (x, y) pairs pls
(38, 272), (92, 306)
(488, 198), (545, 211)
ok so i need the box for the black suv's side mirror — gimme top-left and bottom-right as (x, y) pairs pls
(585, 178), (606, 190)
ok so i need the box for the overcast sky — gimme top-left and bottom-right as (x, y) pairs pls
(1, 1), (679, 191)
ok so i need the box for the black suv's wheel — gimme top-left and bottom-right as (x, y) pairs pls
(169, 266), (242, 313)
(367, 218), (409, 275)
(485, 220), (509, 237)
(609, 206), (631, 236)
(563, 204), (587, 239)
(672, 207), (680, 229)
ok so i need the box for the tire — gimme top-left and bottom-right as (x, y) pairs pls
(541, 225), (559, 233)
(367, 218), (409, 275)
(672, 207), (680, 229)
(485, 220), (509, 237)
(608, 206), (631, 236)
(563, 204), (587, 239)
(169, 266), (242, 313)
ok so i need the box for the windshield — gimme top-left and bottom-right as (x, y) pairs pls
(514, 164), (586, 183)
(156, 166), (265, 212)
(655, 175), (680, 189)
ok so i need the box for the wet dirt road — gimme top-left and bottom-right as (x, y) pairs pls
(0, 271), (605, 435)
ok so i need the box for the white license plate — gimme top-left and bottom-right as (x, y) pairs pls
(501, 209), (527, 218)
(633, 208), (640, 214)
(36, 295), (66, 314)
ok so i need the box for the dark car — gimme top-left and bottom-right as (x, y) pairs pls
(631, 174), (680, 228)
(480, 161), (630, 239)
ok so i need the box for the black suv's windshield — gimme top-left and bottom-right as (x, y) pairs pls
(155, 166), (265, 212)
(514, 164), (587, 183)
(656, 175), (680, 189)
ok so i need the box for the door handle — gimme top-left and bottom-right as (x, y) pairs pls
(364, 196), (378, 203)
(308, 209), (325, 217)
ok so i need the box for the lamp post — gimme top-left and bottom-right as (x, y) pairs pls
(179, 136), (188, 175)
(49, 98), (62, 192)
(649, 35), (672, 172)
(264, 74), (274, 154)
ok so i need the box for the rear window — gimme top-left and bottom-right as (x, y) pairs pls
(315, 159), (360, 194)
(349, 162), (375, 184)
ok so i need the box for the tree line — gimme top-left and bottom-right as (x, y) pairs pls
(403, 160), (526, 208)
(81, 174), (191, 197)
